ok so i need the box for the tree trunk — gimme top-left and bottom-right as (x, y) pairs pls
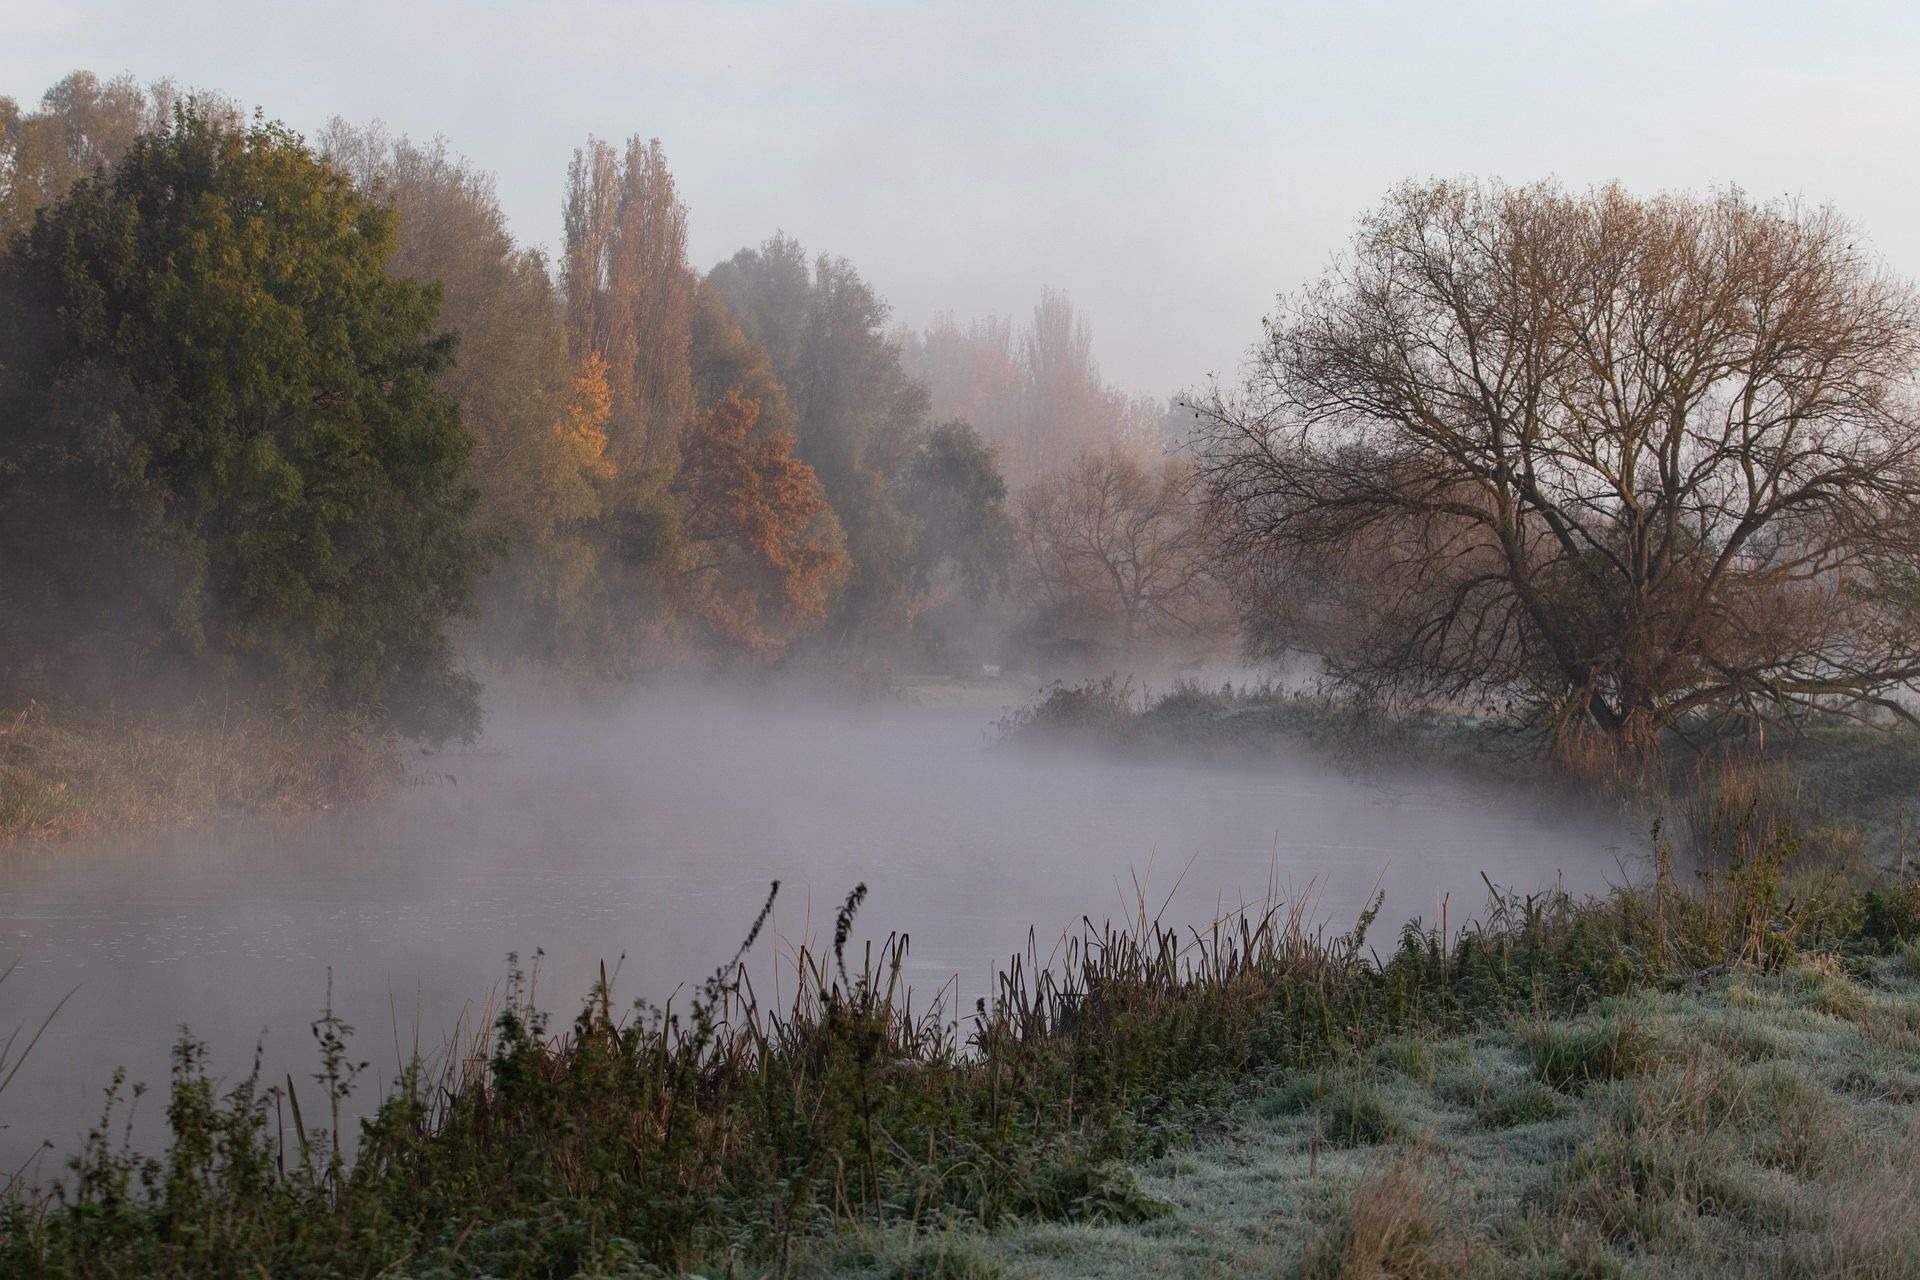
(1617, 702), (1661, 761)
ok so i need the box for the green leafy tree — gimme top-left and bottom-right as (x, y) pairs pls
(690, 277), (794, 438)
(0, 107), (487, 738)
(900, 421), (1012, 607)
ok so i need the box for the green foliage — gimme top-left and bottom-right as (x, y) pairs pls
(1474, 1077), (1569, 1129)
(322, 123), (615, 668)
(0, 107), (485, 738)
(1859, 879), (1920, 949)
(690, 276), (795, 437)
(1317, 1076), (1405, 1147)
(1005, 1159), (1167, 1225)
(899, 421), (1012, 607)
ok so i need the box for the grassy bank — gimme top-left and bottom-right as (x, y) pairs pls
(840, 937), (1920, 1279)
(5, 823), (1918, 1277)
(0, 702), (399, 843)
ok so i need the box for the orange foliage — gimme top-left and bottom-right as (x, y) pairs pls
(563, 352), (615, 479)
(672, 392), (847, 659)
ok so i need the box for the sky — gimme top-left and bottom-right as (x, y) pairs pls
(5, 0), (1919, 396)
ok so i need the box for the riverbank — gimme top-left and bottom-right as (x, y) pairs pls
(5, 833), (1917, 1278)
(998, 678), (1920, 875)
(0, 703), (398, 842)
(830, 937), (1920, 1278)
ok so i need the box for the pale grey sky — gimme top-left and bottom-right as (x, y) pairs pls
(5, 0), (1918, 395)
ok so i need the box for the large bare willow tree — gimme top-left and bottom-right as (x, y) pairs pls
(1197, 180), (1920, 755)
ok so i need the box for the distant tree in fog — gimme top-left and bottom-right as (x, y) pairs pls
(1198, 179), (1920, 757)
(901, 292), (1171, 488)
(0, 110), (486, 738)
(0, 72), (195, 241)
(671, 392), (847, 659)
(899, 313), (1028, 478)
(1015, 449), (1224, 643)
(690, 277), (797, 439)
(899, 422), (1014, 607)
(1110, 391), (1185, 460)
(1021, 288), (1114, 478)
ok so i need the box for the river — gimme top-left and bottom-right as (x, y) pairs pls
(0, 685), (1640, 1173)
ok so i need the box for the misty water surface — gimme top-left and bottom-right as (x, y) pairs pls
(1, 688), (1640, 1170)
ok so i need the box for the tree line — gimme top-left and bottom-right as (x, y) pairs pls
(0, 72), (1224, 740)
(15, 74), (1905, 760)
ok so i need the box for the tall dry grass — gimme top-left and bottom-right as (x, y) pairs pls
(0, 700), (396, 842)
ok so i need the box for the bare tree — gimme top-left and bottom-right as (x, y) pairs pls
(1198, 180), (1920, 756)
(1016, 448), (1224, 643)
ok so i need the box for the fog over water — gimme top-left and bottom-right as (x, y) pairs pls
(1, 687), (1640, 1170)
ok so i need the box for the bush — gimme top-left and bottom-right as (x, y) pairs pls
(993, 675), (1136, 741)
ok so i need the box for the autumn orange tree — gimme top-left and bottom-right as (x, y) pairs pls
(671, 392), (847, 660)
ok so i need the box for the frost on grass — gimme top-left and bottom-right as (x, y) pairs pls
(874, 958), (1920, 1279)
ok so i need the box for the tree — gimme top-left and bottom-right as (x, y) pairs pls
(320, 122), (608, 661)
(562, 136), (693, 474)
(1015, 448), (1223, 643)
(1, 72), (174, 241)
(0, 108), (486, 738)
(1021, 287), (1112, 478)
(900, 292), (1150, 490)
(671, 392), (846, 659)
(704, 232), (813, 383)
(898, 313), (1028, 481)
(899, 421), (1012, 607)
(1197, 180), (1920, 756)
(690, 277), (794, 438)
(706, 236), (929, 636)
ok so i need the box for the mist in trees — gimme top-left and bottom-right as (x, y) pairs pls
(0, 67), (1227, 746)
(705, 237), (930, 639)
(318, 122), (613, 667)
(898, 288), (1185, 491)
(1015, 450), (1225, 646)
(6, 64), (1920, 777)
